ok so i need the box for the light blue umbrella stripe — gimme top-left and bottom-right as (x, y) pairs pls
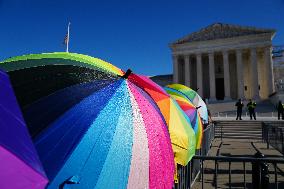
(94, 81), (133, 189)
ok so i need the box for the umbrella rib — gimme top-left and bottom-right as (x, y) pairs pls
(171, 142), (188, 150)
(0, 103), (26, 126)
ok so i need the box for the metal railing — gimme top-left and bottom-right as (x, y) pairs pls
(174, 123), (215, 189)
(174, 121), (284, 189)
(193, 155), (284, 189)
(201, 123), (215, 156)
(175, 121), (284, 188)
(262, 122), (284, 155)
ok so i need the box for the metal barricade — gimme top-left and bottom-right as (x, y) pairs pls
(262, 122), (284, 154)
(174, 121), (284, 189)
(174, 123), (215, 189)
(192, 155), (284, 189)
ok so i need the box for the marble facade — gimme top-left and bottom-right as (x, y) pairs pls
(170, 23), (275, 101)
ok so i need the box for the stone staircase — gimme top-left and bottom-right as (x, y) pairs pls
(215, 120), (263, 140)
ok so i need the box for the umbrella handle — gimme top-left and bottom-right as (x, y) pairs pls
(59, 176), (80, 189)
(196, 106), (202, 109)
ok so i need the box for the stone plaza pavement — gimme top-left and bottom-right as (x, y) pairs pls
(192, 120), (284, 189)
(208, 100), (278, 118)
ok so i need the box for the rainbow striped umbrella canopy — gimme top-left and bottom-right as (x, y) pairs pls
(164, 87), (203, 149)
(34, 78), (174, 189)
(128, 73), (196, 165)
(0, 70), (48, 189)
(166, 84), (208, 124)
(4, 54), (175, 189)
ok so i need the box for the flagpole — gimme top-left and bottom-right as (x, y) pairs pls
(66, 22), (70, 53)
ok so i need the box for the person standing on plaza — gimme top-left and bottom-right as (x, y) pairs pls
(277, 100), (284, 120)
(247, 99), (257, 120)
(235, 99), (244, 120)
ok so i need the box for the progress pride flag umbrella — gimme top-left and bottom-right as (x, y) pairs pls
(0, 70), (48, 189)
(167, 84), (209, 124)
(164, 87), (203, 149)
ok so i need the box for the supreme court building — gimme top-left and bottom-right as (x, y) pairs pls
(170, 23), (275, 101)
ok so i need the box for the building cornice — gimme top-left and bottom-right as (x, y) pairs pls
(171, 23), (276, 45)
(170, 33), (273, 55)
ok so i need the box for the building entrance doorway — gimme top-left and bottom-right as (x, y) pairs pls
(216, 78), (224, 100)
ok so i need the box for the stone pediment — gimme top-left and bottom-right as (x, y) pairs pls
(172, 23), (275, 45)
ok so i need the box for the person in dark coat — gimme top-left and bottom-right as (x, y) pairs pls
(247, 99), (257, 120)
(235, 99), (244, 120)
(277, 100), (284, 120)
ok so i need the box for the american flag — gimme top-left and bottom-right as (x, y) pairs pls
(63, 22), (71, 52)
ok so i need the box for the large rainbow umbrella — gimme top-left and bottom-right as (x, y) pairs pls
(166, 84), (208, 124)
(164, 87), (203, 149)
(0, 70), (48, 189)
(7, 54), (175, 189)
(128, 73), (196, 165)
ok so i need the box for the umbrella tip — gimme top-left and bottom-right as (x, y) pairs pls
(196, 106), (202, 109)
(59, 176), (80, 189)
(122, 69), (132, 79)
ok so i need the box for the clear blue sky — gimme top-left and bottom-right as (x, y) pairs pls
(0, 0), (283, 75)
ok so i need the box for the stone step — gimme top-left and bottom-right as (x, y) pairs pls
(214, 120), (264, 139)
(218, 130), (262, 134)
(216, 125), (262, 127)
(216, 128), (261, 130)
(216, 123), (262, 127)
(216, 121), (263, 122)
(215, 131), (262, 134)
(215, 124), (262, 127)
(215, 136), (263, 139)
(215, 126), (261, 128)
(215, 136), (263, 140)
(215, 130), (262, 133)
(215, 128), (262, 131)
(216, 122), (262, 124)
(215, 127), (261, 130)
(216, 122), (262, 125)
(216, 123), (262, 125)
(215, 127), (262, 129)
(216, 134), (262, 137)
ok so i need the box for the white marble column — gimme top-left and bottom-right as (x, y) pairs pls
(222, 50), (231, 100)
(196, 53), (203, 97)
(236, 49), (244, 99)
(264, 46), (275, 95)
(184, 55), (191, 87)
(250, 48), (260, 100)
(173, 55), (179, 83)
(208, 52), (216, 101)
